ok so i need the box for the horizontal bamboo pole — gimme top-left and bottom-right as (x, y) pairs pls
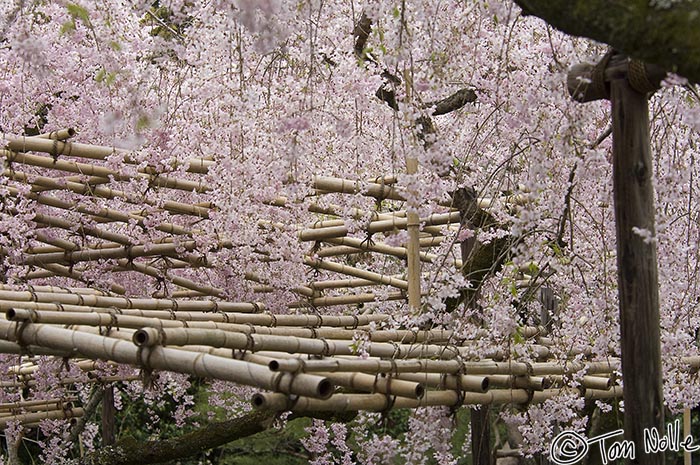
(396, 372), (489, 393)
(288, 291), (408, 308)
(33, 212), (132, 246)
(303, 258), (408, 290)
(316, 245), (364, 258)
(114, 259), (226, 298)
(550, 375), (615, 391)
(6, 308), (447, 343)
(24, 240), (209, 267)
(134, 326), (480, 360)
(253, 383), (621, 412)
(0, 301), (386, 326)
(298, 211), (460, 242)
(0, 402), (76, 416)
(6, 136), (213, 174)
(0, 290), (263, 312)
(14, 183), (198, 238)
(0, 339), (75, 357)
(4, 149), (207, 193)
(312, 176), (405, 201)
(0, 407), (84, 429)
(309, 278), (376, 290)
(320, 372), (424, 399)
(33, 128), (76, 140)
(269, 357), (618, 377)
(9, 169), (208, 222)
(484, 375), (553, 391)
(0, 319), (333, 399)
(34, 263), (126, 295)
(0, 374), (140, 389)
(0, 285), (108, 295)
(253, 389), (534, 412)
(0, 398), (76, 411)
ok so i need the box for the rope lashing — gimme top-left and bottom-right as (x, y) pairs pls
(628, 59), (659, 94)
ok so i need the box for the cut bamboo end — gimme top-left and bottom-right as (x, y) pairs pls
(33, 128), (76, 141)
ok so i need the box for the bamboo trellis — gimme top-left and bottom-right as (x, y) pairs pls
(0, 131), (644, 429)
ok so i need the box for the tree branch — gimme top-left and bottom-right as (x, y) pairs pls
(75, 408), (358, 465)
(66, 386), (104, 446)
(512, 0), (700, 83)
(77, 409), (277, 465)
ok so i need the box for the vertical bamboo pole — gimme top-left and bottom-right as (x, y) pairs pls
(406, 157), (422, 314)
(404, 70), (422, 315)
(684, 409), (691, 465)
(610, 74), (664, 465)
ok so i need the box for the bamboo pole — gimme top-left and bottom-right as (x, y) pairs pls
(396, 372), (490, 393)
(0, 290), (262, 312)
(320, 372), (424, 399)
(0, 301), (388, 326)
(8, 169), (209, 222)
(6, 308), (448, 343)
(269, 357), (619, 377)
(2, 149), (207, 193)
(311, 176), (405, 201)
(252, 389), (536, 412)
(34, 263), (127, 295)
(5, 136), (213, 179)
(0, 407), (84, 429)
(297, 211), (460, 242)
(133, 326), (465, 359)
(303, 258), (408, 290)
(0, 319), (334, 399)
(0, 284), (107, 295)
(33, 128), (76, 140)
(309, 278), (376, 290)
(287, 291), (407, 308)
(11, 184), (196, 240)
(685, 409), (692, 465)
(483, 375), (552, 391)
(0, 398), (77, 411)
(0, 374), (140, 389)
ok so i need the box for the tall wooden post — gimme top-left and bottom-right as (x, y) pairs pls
(102, 384), (116, 446)
(568, 53), (666, 465)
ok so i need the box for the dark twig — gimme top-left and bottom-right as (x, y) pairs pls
(353, 12), (372, 58)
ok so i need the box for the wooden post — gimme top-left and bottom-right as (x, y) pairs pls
(471, 406), (491, 465)
(568, 53), (666, 465)
(102, 384), (116, 446)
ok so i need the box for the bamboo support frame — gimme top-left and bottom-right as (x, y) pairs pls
(252, 385), (622, 412)
(6, 308), (449, 343)
(0, 319), (334, 399)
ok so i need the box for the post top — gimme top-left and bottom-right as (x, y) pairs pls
(568, 51), (668, 103)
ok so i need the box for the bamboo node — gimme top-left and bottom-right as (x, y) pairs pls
(319, 337), (330, 356)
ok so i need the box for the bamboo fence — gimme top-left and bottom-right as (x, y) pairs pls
(0, 130), (660, 426)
